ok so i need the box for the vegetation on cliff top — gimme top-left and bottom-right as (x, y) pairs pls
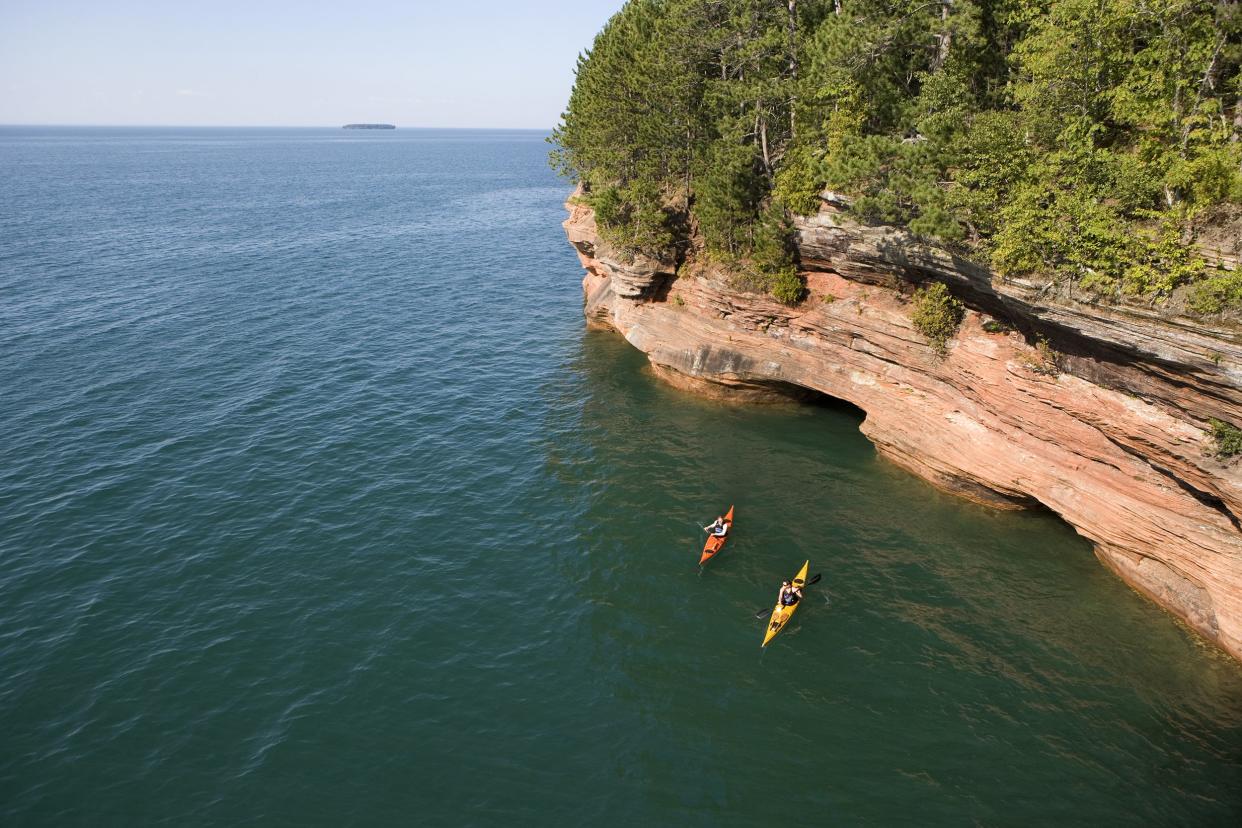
(552, 0), (1242, 309)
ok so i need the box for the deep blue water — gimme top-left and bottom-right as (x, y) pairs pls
(2, 127), (1241, 825)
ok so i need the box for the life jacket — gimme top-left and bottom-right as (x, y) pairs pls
(780, 588), (798, 606)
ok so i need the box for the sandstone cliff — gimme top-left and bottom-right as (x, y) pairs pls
(564, 192), (1242, 660)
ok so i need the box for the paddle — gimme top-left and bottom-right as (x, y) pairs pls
(754, 573), (822, 618)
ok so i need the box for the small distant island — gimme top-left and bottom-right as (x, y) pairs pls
(342, 123), (395, 130)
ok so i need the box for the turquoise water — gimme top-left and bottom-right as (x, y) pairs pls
(2, 127), (1241, 825)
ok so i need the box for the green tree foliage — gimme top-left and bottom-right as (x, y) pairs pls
(552, 0), (805, 295)
(1190, 269), (1242, 312)
(553, 0), (1242, 308)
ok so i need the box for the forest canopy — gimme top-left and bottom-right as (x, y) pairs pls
(551, 0), (1242, 309)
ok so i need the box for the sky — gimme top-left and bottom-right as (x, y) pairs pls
(0, 0), (626, 128)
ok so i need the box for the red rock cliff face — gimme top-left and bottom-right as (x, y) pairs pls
(564, 193), (1242, 659)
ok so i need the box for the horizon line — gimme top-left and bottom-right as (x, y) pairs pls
(0, 123), (554, 131)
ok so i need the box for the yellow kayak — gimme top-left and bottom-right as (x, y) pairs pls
(762, 560), (809, 648)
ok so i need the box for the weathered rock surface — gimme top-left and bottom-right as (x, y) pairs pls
(564, 193), (1242, 660)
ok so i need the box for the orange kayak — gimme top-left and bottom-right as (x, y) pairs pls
(698, 505), (734, 565)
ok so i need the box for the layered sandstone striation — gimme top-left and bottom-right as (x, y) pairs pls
(564, 192), (1242, 659)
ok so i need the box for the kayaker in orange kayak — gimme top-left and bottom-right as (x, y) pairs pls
(704, 515), (729, 537)
(699, 506), (734, 566)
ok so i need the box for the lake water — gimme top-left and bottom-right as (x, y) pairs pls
(2, 127), (1241, 825)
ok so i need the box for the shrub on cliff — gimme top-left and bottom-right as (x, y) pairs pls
(1210, 419), (1242, 458)
(711, 200), (806, 304)
(752, 207), (805, 305)
(588, 182), (675, 255)
(911, 282), (964, 355)
(768, 266), (806, 305)
(1190, 271), (1242, 315)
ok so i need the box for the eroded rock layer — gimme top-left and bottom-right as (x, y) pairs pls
(564, 194), (1242, 659)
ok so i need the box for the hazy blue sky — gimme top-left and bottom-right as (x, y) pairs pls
(0, 0), (625, 127)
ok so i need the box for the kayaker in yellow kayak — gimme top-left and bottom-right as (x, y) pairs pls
(704, 515), (729, 537)
(762, 563), (818, 646)
(777, 579), (802, 608)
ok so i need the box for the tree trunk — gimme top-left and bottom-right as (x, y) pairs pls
(932, 1), (953, 72)
(788, 0), (798, 139)
(1182, 32), (1226, 153)
(758, 101), (772, 176)
(685, 126), (693, 202)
